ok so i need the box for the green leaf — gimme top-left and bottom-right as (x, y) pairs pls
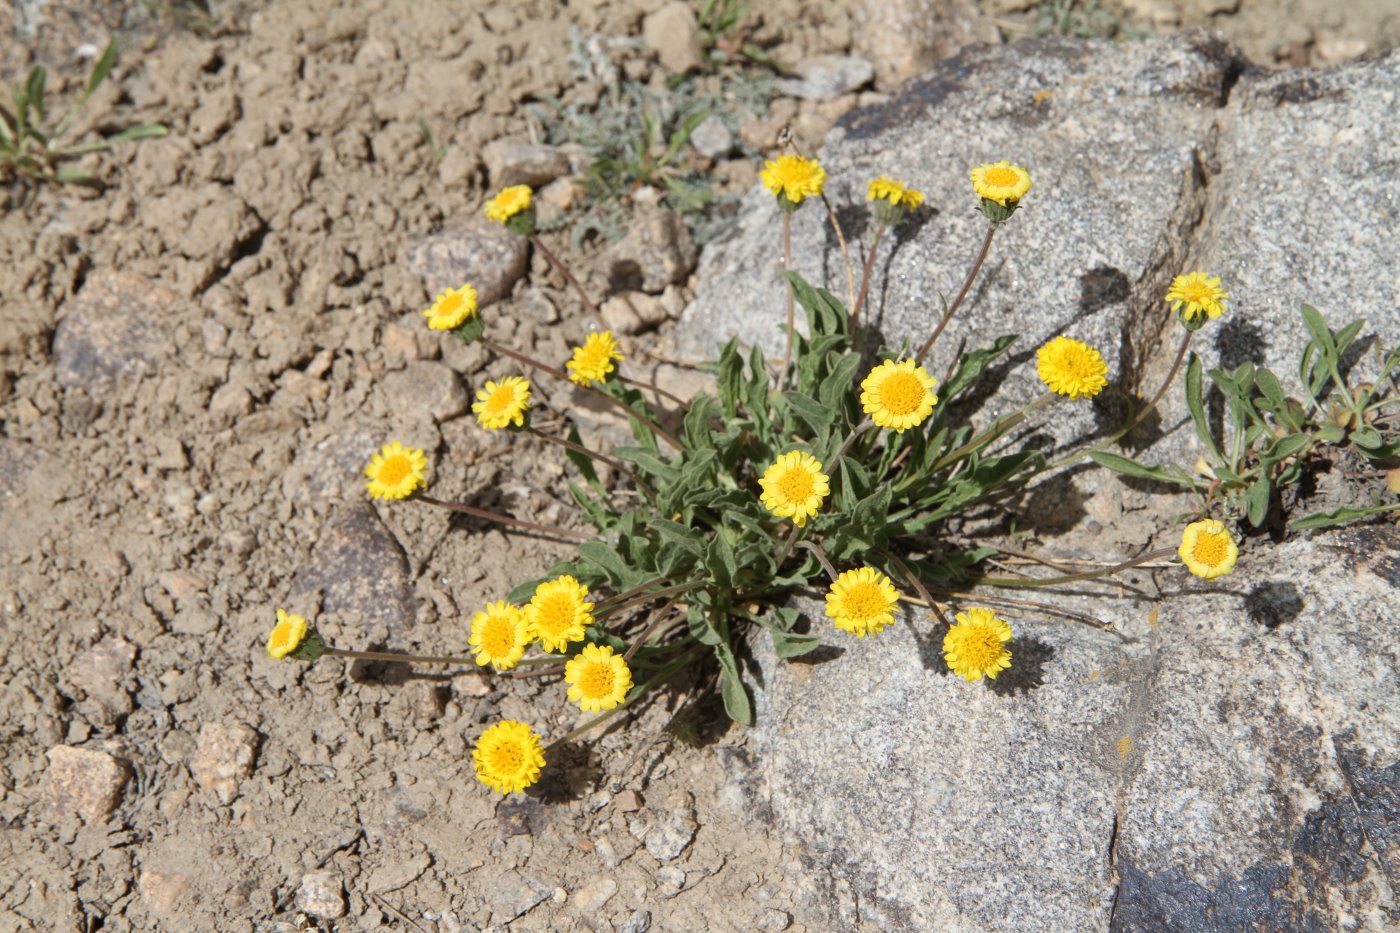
(506, 575), (552, 604)
(53, 166), (96, 184)
(704, 531), (738, 590)
(1350, 425), (1400, 458)
(1185, 353), (1224, 463)
(785, 271), (848, 340)
(577, 541), (639, 589)
(686, 604), (721, 645)
(25, 66), (46, 121)
(1316, 422), (1346, 444)
(940, 335), (1017, 402)
(616, 446), (680, 483)
(1088, 451), (1197, 488)
(84, 39), (119, 102)
(1291, 502), (1400, 531)
(1260, 433), (1311, 465)
(771, 632), (821, 658)
(714, 339), (743, 417)
(1244, 477), (1271, 527)
(108, 123), (168, 142)
(1300, 303), (1337, 362)
(779, 391), (834, 434)
(714, 643), (752, 724)
(453, 316), (485, 344)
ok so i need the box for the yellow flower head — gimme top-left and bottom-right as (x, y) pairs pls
(943, 607), (1013, 682)
(469, 600), (533, 671)
(423, 283), (478, 331)
(760, 154), (826, 206)
(566, 331), (624, 386)
(1036, 336), (1109, 399)
(267, 609), (308, 659)
(473, 375), (532, 430)
(527, 575), (594, 652)
(969, 160), (1032, 206)
(473, 720), (546, 795)
(564, 643), (634, 712)
(485, 185), (533, 224)
(867, 176), (924, 209)
(365, 441), (429, 500)
(1165, 271), (1229, 323)
(1178, 519), (1238, 580)
(825, 567), (901, 638)
(759, 450), (830, 528)
(860, 358), (939, 432)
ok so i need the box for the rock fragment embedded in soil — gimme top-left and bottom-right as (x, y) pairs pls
(379, 361), (469, 423)
(482, 141), (571, 190)
(778, 55), (876, 100)
(689, 116), (735, 160)
(67, 637), (136, 726)
(620, 909), (652, 933)
(571, 875), (618, 912)
(642, 791), (698, 862)
(642, 2), (704, 75)
(191, 721), (259, 805)
(290, 503), (416, 642)
(401, 216), (528, 308)
(852, 0), (1000, 87)
(139, 868), (190, 913)
(34, 745), (131, 823)
(759, 908), (793, 932)
(296, 869), (347, 919)
(487, 871), (550, 925)
(52, 271), (178, 392)
(605, 208), (696, 295)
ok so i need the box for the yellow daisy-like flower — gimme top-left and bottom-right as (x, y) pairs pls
(969, 160), (1033, 206)
(566, 331), (624, 386)
(473, 720), (547, 795)
(1178, 519), (1239, 580)
(759, 450), (830, 528)
(760, 154), (826, 205)
(860, 358), (939, 432)
(1165, 271), (1229, 323)
(1036, 336), (1109, 399)
(473, 375), (532, 430)
(564, 643), (634, 712)
(825, 567), (901, 638)
(469, 601), (533, 671)
(364, 441), (429, 500)
(527, 575), (594, 652)
(423, 283), (478, 331)
(267, 609), (308, 659)
(484, 184), (533, 224)
(943, 607), (1013, 682)
(867, 176), (924, 209)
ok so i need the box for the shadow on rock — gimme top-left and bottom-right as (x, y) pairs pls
(987, 636), (1055, 696)
(530, 742), (602, 805)
(1244, 580), (1305, 630)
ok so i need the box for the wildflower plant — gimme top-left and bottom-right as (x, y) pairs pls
(265, 158), (1398, 797)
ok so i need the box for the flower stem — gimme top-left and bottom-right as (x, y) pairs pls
(963, 546), (1177, 588)
(325, 647), (477, 665)
(878, 549), (950, 627)
(622, 602), (680, 664)
(916, 223), (997, 363)
(827, 417), (876, 473)
(796, 540), (838, 581)
(529, 233), (608, 331)
(773, 521), (804, 569)
(526, 426), (644, 488)
(928, 392), (1055, 473)
(850, 221), (885, 335)
(416, 493), (590, 540)
(819, 189), (857, 313)
(780, 210), (796, 390)
(595, 580), (701, 620)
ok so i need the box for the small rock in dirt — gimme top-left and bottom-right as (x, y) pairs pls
(296, 870), (347, 919)
(52, 272), (177, 392)
(620, 909), (653, 933)
(644, 791), (697, 861)
(34, 745), (131, 823)
(488, 871), (550, 925)
(643, 2), (703, 75)
(139, 868), (190, 913)
(191, 721), (259, 805)
(778, 55), (875, 100)
(600, 292), (675, 336)
(368, 850), (433, 894)
(483, 141), (571, 190)
(655, 865), (686, 895)
(759, 907), (793, 931)
(438, 146), (479, 188)
(536, 177), (582, 227)
(571, 875), (617, 912)
(290, 503), (416, 642)
(401, 216), (528, 308)
(852, 0), (999, 87)
(605, 208), (696, 295)
(68, 637), (136, 724)
(593, 834), (620, 868)
(689, 116), (734, 160)
(380, 361), (468, 422)
(614, 789), (643, 813)
(171, 608), (220, 636)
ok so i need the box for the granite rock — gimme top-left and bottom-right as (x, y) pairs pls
(53, 271), (178, 392)
(482, 140), (571, 190)
(34, 745), (131, 824)
(605, 207), (696, 295)
(400, 216), (528, 307)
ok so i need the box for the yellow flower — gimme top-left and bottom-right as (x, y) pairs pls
(969, 160), (1032, 206)
(943, 607), (1013, 682)
(1036, 336), (1109, 399)
(527, 575), (594, 652)
(473, 720), (547, 795)
(1165, 271), (1229, 323)
(566, 331), (624, 386)
(760, 154), (825, 205)
(564, 643), (634, 712)
(1178, 519), (1238, 579)
(867, 176), (924, 209)
(469, 601), (533, 671)
(473, 375), (532, 430)
(825, 567), (901, 638)
(759, 451), (830, 528)
(364, 441), (429, 500)
(267, 609), (308, 659)
(485, 185), (533, 224)
(423, 283), (478, 331)
(860, 358), (939, 432)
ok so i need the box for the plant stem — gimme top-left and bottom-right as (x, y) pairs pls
(526, 426), (643, 487)
(827, 417), (876, 472)
(622, 603), (679, 664)
(850, 221), (885, 334)
(416, 494), (590, 540)
(797, 540), (838, 581)
(596, 580), (702, 619)
(819, 190), (857, 313)
(878, 549), (951, 627)
(325, 647), (477, 665)
(773, 521), (803, 569)
(927, 392), (1055, 473)
(618, 373), (688, 408)
(529, 233), (608, 331)
(780, 210), (795, 390)
(916, 223), (997, 363)
(963, 546), (1177, 588)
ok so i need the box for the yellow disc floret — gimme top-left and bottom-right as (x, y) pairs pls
(1178, 519), (1239, 580)
(473, 375), (532, 430)
(1165, 271), (1229, 323)
(566, 331), (624, 386)
(759, 451), (830, 528)
(484, 185), (533, 224)
(1036, 336), (1109, 399)
(564, 643), (634, 712)
(943, 608), (1013, 682)
(364, 441), (429, 500)
(473, 720), (547, 795)
(760, 155), (826, 205)
(860, 358), (939, 432)
(867, 176), (924, 209)
(969, 160), (1032, 205)
(825, 567), (901, 638)
(267, 609), (308, 659)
